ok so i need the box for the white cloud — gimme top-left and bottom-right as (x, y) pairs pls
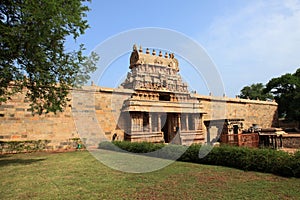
(201, 0), (300, 97)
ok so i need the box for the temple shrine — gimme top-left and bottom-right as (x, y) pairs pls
(119, 45), (205, 145)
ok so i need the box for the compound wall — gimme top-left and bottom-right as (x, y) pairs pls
(197, 95), (278, 129)
(0, 86), (278, 151)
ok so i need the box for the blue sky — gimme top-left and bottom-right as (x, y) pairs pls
(68, 0), (300, 97)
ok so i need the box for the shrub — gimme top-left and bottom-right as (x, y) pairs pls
(99, 141), (165, 153)
(0, 140), (51, 154)
(98, 141), (119, 151)
(290, 151), (300, 178)
(98, 141), (300, 177)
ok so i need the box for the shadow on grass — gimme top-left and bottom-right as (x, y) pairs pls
(0, 158), (46, 167)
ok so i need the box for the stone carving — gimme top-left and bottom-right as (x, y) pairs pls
(123, 45), (186, 93)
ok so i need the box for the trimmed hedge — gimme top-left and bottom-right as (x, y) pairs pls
(0, 140), (51, 153)
(99, 141), (164, 152)
(99, 141), (300, 177)
(187, 145), (298, 177)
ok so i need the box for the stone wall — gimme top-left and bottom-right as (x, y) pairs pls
(195, 94), (278, 130)
(282, 134), (300, 148)
(94, 87), (133, 141)
(0, 91), (78, 150)
(0, 86), (279, 152)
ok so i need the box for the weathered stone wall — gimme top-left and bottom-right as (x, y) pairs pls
(196, 95), (278, 130)
(0, 91), (78, 150)
(0, 86), (279, 151)
(282, 134), (300, 148)
(94, 87), (133, 141)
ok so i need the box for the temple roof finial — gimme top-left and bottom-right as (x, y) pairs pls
(133, 44), (138, 51)
(152, 49), (156, 55)
(164, 52), (168, 58)
(159, 51), (162, 57)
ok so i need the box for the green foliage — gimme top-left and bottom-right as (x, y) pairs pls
(113, 141), (165, 153)
(239, 68), (300, 121)
(0, 0), (98, 114)
(99, 141), (186, 160)
(99, 141), (300, 177)
(0, 140), (51, 153)
(239, 83), (273, 100)
(292, 151), (300, 177)
(265, 68), (300, 120)
(99, 141), (165, 153)
(182, 145), (300, 177)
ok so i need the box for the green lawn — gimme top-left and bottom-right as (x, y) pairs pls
(1, 151), (300, 200)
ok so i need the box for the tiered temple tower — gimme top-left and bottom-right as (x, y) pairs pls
(120, 45), (206, 145)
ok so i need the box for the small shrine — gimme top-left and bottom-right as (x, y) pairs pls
(204, 119), (259, 147)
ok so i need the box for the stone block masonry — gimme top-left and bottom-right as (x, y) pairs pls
(196, 94), (278, 129)
(0, 91), (78, 151)
(0, 85), (278, 152)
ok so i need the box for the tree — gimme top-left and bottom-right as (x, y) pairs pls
(0, 0), (98, 114)
(265, 69), (300, 120)
(239, 83), (272, 100)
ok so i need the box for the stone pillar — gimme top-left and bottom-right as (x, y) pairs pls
(204, 121), (210, 144)
(206, 127), (211, 144)
(194, 115), (198, 130)
(158, 114), (161, 132)
(186, 114), (189, 131)
(199, 114), (203, 130)
(279, 135), (283, 148)
(131, 116), (134, 132)
(139, 114), (143, 132)
(149, 113), (152, 132)
(177, 113), (181, 131)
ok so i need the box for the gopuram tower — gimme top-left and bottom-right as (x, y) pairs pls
(120, 44), (206, 145)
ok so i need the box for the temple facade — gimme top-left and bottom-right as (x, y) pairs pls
(0, 44), (280, 152)
(119, 45), (205, 145)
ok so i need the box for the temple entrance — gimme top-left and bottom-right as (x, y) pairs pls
(120, 46), (205, 145)
(161, 113), (178, 143)
(233, 125), (239, 134)
(161, 114), (169, 143)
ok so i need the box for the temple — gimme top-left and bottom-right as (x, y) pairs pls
(0, 44), (284, 152)
(119, 45), (205, 145)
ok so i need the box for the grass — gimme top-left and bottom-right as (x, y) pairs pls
(1, 150), (300, 200)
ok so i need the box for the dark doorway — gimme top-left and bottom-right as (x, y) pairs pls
(143, 112), (149, 132)
(161, 113), (177, 143)
(161, 114), (169, 143)
(233, 125), (239, 134)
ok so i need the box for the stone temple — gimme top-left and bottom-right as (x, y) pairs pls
(119, 44), (205, 145)
(0, 44), (284, 152)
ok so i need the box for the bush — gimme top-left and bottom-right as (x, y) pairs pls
(0, 140), (51, 153)
(290, 151), (300, 178)
(99, 141), (165, 153)
(180, 144), (297, 177)
(114, 141), (165, 153)
(98, 141), (119, 151)
(98, 141), (300, 177)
